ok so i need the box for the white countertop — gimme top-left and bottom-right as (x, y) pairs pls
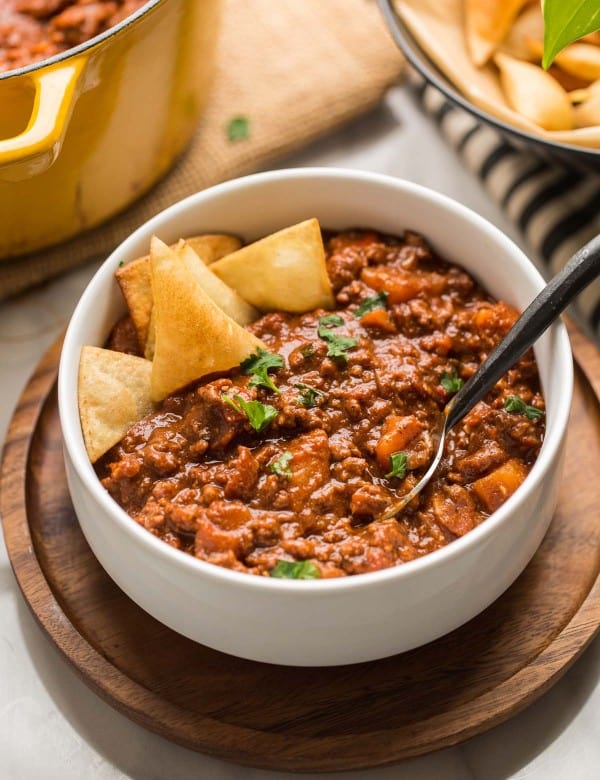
(0, 85), (598, 780)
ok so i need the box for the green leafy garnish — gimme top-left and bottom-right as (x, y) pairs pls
(440, 367), (464, 394)
(300, 343), (315, 359)
(386, 451), (409, 480)
(270, 560), (320, 579)
(354, 291), (389, 318)
(542, 0), (600, 69)
(226, 115), (250, 142)
(269, 451), (293, 478)
(295, 382), (326, 408)
(504, 395), (544, 421)
(221, 394), (277, 432)
(118, 260), (124, 267)
(241, 348), (284, 394)
(317, 315), (357, 363)
(318, 314), (344, 330)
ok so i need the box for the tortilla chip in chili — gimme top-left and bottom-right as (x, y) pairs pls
(150, 236), (266, 401)
(116, 233), (243, 352)
(78, 346), (155, 462)
(209, 218), (335, 313)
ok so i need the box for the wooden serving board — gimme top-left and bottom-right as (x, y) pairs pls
(1, 325), (600, 773)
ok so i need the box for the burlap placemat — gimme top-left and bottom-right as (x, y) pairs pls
(0, 0), (403, 301)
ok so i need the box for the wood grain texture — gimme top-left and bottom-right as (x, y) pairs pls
(1, 323), (599, 773)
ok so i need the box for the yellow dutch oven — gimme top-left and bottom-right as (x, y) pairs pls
(0, 0), (220, 259)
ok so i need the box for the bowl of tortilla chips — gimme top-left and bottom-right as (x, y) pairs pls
(380, 0), (600, 170)
(57, 168), (571, 666)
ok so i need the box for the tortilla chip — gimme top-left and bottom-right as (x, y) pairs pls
(116, 234), (243, 352)
(186, 234), (242, 264)
(78, 346), (155, 462)
(464, 0), (531, 67)
(574, 92), (600, 128)
(500, 4), (543, 60)
(150, 236), (266, 401)
(551, 43), (600, 82)
(115, 257), (153, 351)
(143, 238), (259, 361)
(144, 306), (157, 361)
(209, 218), (335, 313)
(494, 52), (573, 131)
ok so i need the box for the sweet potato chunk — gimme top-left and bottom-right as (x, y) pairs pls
(472, 458), (528, 513)
(376, 415), (424, 471)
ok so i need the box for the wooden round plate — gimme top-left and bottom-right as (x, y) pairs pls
(2, 325), (600, 773)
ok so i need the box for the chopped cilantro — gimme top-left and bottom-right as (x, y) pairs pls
(270, 560), (320, 579)
(317, 315), (357, 363)
(295, 382), (326, 408)
(241, 348), (284, 394)
(354, 291), (388, 318)
(269, 451), (293, 478)
(386, 451), (408, 479)
(300, 343), (316, 359)
(221, 393), (277, 432)
(504, 395), (544, 421)
(226, 115), (250, 142)
(318, 314), (344, 330)
(118, 260), (125, 267)
(440, 367), (464, 394)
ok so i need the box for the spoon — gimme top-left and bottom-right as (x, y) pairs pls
(380, 234), (600, 522)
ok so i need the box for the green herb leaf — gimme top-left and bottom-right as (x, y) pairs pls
(354, 291), (389, 318)
(542, 0), (600, 68)
(241, 348), (284, 394)
(300, 343), (315, 359)
(318, 314), (344, 330)
(118, 260), (125, 267)
(270, 560), (320, 579)
(317, 315), (358, 363)
(221, 394), (278, 432)
(386, 451), (409, 480)
(504, 395), (544, 421)
(295, 382), (326, 408)
(269, 451), (293, 478)
(440, 367), (464, 394)
(227, 115), (250, 142)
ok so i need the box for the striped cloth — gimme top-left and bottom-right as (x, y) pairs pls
(415, 78), (600, 343)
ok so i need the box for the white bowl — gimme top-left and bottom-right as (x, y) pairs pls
(58, 168), (572, 666)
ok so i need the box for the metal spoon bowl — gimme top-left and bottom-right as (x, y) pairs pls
(380, 234), (600, 521)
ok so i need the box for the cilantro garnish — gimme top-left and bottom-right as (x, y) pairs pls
(354, 291), (389, 318)
(295, 382), (326, 409)
(221, 393), (277, 432)
(270, 560), (320, 579)
(317, 315), (357, 363)
(240, 348), (284, 394)
(440, 367), (464, 394)
(269, 451), (293, 478)
(300, 343), (316, 359)
(386, 451), (409, 479)
(226, 116), (250, 142)
(504, 395), (544, 421)
(318, 314), (344, 330)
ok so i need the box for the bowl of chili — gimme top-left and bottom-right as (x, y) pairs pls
(58, 168), (572, 666)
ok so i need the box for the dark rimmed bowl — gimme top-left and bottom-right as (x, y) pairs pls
(379, 0), (600, 174)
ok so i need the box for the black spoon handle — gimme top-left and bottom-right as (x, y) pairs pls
(446, 235), (600, 431)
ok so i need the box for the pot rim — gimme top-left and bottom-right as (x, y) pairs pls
(0, 0), (163, 82)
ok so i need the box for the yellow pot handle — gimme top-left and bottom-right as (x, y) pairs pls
(0, 58), (85, 181)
